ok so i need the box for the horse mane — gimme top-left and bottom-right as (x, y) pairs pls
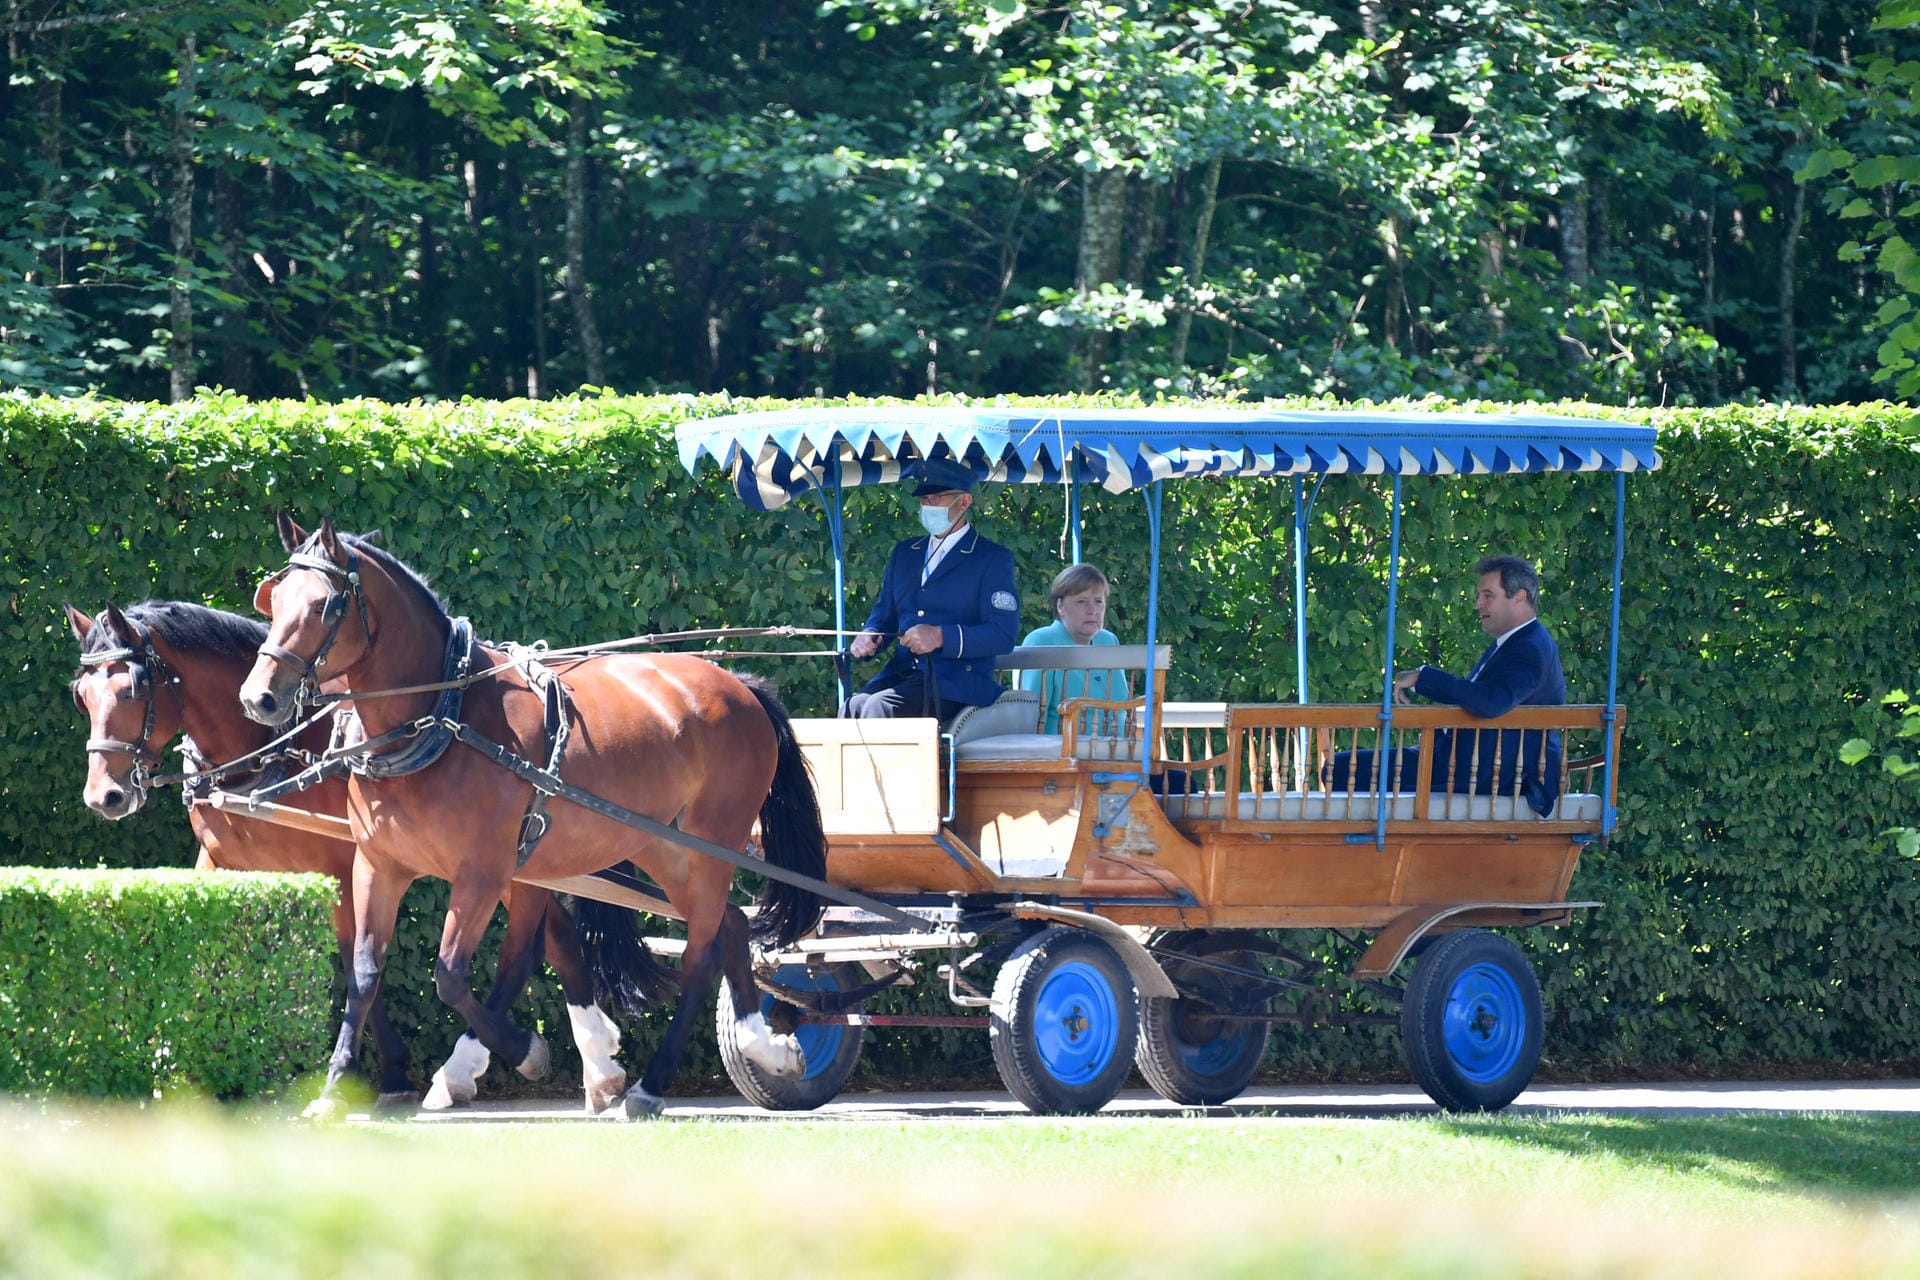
(314, 529), (451, 625)
(76, 600), (266, 668)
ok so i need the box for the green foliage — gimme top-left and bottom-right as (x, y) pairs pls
(0, 2), (1906, 405)
(8, 392), (1920, 1086)
(1840, 687), (1920, 857)
(0, 868), (336, 1098)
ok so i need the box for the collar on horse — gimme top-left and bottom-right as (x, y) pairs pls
(345, 616), (475, 780)
(257, 541), (374, 709)
(79, 619), (182, 803)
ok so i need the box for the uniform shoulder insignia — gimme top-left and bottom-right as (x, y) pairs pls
(991, 591), (1017, 611)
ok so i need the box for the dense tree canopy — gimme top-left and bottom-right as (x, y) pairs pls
(1, 0), (1913, 405)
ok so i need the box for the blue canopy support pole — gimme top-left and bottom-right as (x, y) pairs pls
(1601, 469), (1626, 837)
(821, 470), (850, 709)
(1139, 480), (1164, 786)
(1375, 476), (1405, 852)
(1068, 456), (1084, 565)
(1292, 477), (1310, 705)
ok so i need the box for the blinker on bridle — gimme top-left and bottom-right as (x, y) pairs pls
(256, 540), (373, 709)
(78, 618), (179, 801)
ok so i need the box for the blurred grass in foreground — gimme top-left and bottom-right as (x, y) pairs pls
(4, 1103), (1920, 1278)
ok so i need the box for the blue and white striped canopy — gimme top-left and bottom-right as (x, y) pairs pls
(675, 405), (1660, 511)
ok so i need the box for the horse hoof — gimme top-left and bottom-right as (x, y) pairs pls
(745, 1032), (805, 1079)
(586, 1070), (628, 1115)
(302, 1095), (347, 1124)
(607, 1087), (664, 1121)
(515, 1033), (551, 1082)
(373, 1090), (420, 1113)
(422, 1073), (475, 1112)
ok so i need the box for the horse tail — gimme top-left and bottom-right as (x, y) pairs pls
(739, 673), (828, 947)
(574, 892), (679, 1017)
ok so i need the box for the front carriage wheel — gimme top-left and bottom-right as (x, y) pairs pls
(1400, 929), (1543, 1113)
(717, 963), (866, 1111)
(990, 927), (1139, 1115)
(1136, 931), (1272, 1107)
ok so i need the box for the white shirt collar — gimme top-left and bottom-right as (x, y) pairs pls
(1491, 617), (1534, 649)
(923, 521), (970, 576)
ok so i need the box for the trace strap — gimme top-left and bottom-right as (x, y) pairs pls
(443, 717), (936, 933)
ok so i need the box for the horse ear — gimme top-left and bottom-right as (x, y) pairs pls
(318, 516), (343, 560)
(253, 576), (276, 618)
(65, 602), (94, 643)
(102, 601), (137, 645)
(276, 510), (307, 553)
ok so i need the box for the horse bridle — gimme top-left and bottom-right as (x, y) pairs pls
(256, 541), (373, 709)
(77, 619), (182, 802)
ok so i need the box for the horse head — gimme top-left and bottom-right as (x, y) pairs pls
(67, 600), (180, 818)
(240, 513), (376, 727)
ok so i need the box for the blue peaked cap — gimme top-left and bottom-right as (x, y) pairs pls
(909, 456), (977, 495)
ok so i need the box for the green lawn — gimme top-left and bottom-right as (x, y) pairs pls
(5, 1105), (1920, 1278)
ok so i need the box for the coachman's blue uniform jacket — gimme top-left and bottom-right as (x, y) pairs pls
(858, 525), (1020, 709)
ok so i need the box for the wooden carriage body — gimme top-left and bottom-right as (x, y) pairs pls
(796, 643), (1620, 977)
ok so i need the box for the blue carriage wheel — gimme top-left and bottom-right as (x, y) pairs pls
(1439, 960), (1528, 1083)
(763, 963), (847, 1084)
(1031, 959), (1122, 1084)
(1175, 1013), (1257, 1077)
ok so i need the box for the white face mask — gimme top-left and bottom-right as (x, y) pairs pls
(919, 502), (956, 537)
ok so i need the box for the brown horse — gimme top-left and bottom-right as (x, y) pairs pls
(68, 598), (634, 1114)
(237, 515), (827, 1119)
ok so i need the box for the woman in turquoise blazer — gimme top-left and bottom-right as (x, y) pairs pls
(1019, 563), (1131, 735)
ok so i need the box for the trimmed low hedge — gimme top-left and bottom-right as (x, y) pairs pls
(0, 869), (336, 1099)
(5, 391), (1920, 1092)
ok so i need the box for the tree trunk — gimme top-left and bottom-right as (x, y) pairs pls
(1379, 213), (1404, 351)
(1778, 165), (1806, 399)
(1702, 204), (1720, 402)
(1169, 154), (1223, 375)
(564, 99), (606, 387)
(1559, 188), (1590, 288)
(167, 31), (197, 403)
(1072, 167), (1127, 390)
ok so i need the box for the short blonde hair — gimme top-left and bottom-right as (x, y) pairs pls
(1049, 563), (1110, 617)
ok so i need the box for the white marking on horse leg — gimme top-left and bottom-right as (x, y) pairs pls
(422, 1034), (490, 1111)
(567, 1003), (627, 1114)
(515, 1031), (551, 1082)
(736, 1009), (805, 1078)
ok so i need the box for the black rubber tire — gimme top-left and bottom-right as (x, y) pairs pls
(1136, 931), (1272, 1106)
(717, 962), (866, 1111)
(1400, 929), (1543, 1113)
(989, 926), (1139, 1115)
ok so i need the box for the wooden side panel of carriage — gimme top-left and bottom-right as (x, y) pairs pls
(789, 700), (1621, 938)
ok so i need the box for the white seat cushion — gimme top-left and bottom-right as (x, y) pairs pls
(954, 733), (1065, 763)
(947, 691), (1040, 746)
(1159, 791), (1601, 823)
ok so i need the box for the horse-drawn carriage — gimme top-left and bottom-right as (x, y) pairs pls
(674, 405), (1651, 1114)
(71, 404), (1653, 1118)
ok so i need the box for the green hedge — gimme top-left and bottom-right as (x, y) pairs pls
(5, 392), (1920, 1089)
(0, 869), (336, 1098)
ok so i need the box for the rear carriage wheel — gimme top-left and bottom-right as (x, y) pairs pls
(1400, 929), (1543, 1113)
(718, 962), (866, 1112)
(1136, 931), (1272, 1106)
(989, 927), (1139, 1115)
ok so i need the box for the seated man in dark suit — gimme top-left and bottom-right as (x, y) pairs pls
(1329, 555), (1565, 815)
